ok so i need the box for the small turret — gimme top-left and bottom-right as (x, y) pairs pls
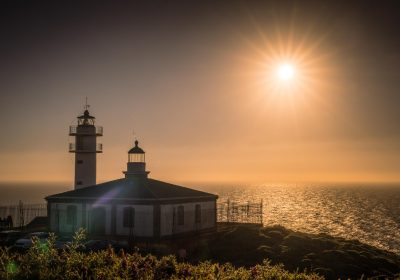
(123, 140), (150, 179)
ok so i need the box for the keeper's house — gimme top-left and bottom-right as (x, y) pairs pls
(45, 109), (218, 239)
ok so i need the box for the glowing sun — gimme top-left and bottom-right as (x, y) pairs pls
(277, 63), (295, 81)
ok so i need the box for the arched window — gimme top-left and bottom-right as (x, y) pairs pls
(123, 207), (135, 227)
(177, 206), (184, 226)
(66, 205), (77, 225)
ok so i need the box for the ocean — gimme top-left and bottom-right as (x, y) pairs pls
(0, 182), (399, 254)
(205, 184), (400, 255)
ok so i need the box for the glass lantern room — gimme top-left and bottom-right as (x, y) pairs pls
(128, 140), (145, 162)
(77, 110), (95, 126)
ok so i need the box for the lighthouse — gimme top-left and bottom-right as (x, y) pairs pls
(69, 104), (103, 189)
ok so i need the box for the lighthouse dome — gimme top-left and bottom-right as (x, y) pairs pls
(125, 140), (148, 177)
(128, 140), (145, 154)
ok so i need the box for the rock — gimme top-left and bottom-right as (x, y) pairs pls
(265, 230), (285, 243)
(282, 234), (312, 252)
(309, 237), (338, 251)
(370, 256), (398, 274)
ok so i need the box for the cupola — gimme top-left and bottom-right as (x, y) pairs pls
(77, 109), (95, 126)
(123, 140), (149, 179)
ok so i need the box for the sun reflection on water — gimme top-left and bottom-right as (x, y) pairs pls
(208, 185), (400, 254)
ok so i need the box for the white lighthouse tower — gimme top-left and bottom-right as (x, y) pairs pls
(69, 103), (103, 189)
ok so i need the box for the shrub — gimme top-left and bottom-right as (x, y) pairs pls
(0, 229), (322, 280)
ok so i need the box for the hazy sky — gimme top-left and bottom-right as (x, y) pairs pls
(1, 0), (400, 185)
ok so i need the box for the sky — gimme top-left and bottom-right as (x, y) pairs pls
(1, 0), (400, 186)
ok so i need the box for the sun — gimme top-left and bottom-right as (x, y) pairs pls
(277, 63), (295, 81)
(234, 17), (334, 100)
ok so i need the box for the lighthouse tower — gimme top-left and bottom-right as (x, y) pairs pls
(123, 140), (150, 179)
(69, 104), (103, 189)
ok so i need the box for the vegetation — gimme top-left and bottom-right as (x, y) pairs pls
(0, 229), (321, 280)
(1, 226), (400, 279)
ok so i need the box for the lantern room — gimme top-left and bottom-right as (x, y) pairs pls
(128, 140), (145, 162)
(77, 110), (95, 126)
(124, 140), (149, 179)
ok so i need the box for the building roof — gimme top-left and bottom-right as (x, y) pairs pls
(78, 109), (95, 119)
(128, 140), (145, 154)
(45, 178), (217, 202)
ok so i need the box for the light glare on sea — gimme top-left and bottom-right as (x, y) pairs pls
(201, 184), (400, 254)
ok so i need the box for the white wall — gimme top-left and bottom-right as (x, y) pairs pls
(50, 200), (216, 238)
(75, 153), (96, 189)
(115, 204), (153, 237)
(160, 201), (215, 237)
(74, 125), (97, 189)
(50, 203), (83, 234)
(86, 203), (112, 235)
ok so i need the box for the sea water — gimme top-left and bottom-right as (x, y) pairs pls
(201, 184), (400, 254)
(0, 182), (399, 254)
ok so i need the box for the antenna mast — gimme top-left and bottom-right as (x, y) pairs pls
(84, 97), (90, 111)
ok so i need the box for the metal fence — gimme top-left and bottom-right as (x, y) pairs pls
(217, 199), (263, 225)
(0, 199), (263, 229)
(0, 201), (47, 228)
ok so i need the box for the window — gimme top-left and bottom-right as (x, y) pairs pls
(123, 207), (135, 227)
(66, 205), (77, 225)
(195, 204), (201, 223)
(177, 206), (184, 226)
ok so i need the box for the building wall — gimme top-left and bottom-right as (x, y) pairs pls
(49, 199), (216, 238)
(49, 202), (152, 237)
(85, 203), (112, 235)
(49, 203), (83, 234)
(74, 153), (96, 189)
(115, 204), (153, 237)
(49, 202), (111, 235)
(74, 125), (97, 189)
(160, 200), (216, 237)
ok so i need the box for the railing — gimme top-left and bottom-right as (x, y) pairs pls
(69, 125), (103, 136)
(0, 201), (47, 228)
(0, 199), (262, 230)
(69, 126), (76, 134)
(217, 199), (263, 225)
(69, 143), (103, 153)
(96, 126), (103, 135)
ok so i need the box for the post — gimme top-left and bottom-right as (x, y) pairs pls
(226, 199), (230, 222)
(214, 199), (217, 227)
(47, 202), (51, 231)
(18, 200), (24, 227)
(153, 204), (161, 239)
(82, 203), (87, 228)
(56, 204), (60, 233)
